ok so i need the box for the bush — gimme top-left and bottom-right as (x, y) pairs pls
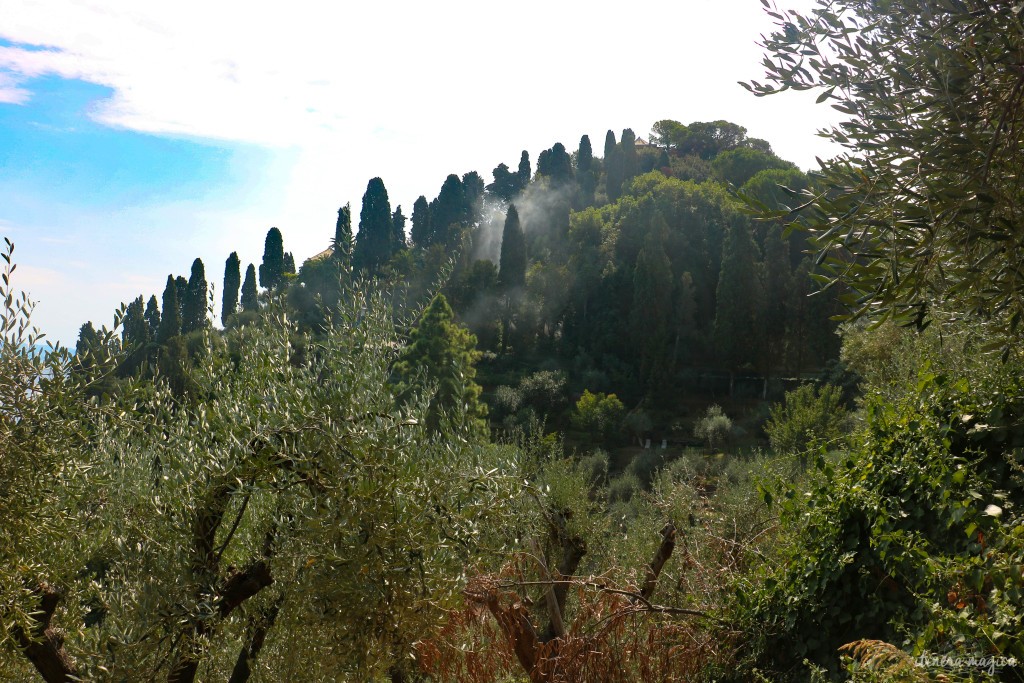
(628, 449), (667, 488)
(489, 385), (522, 422)
(748, 366), (1024, 678)
(571, 390), (626, 440)
(608, 472), (642, 503)
(694, 404), (733, 451)
(577, 449), (610, 489)
(764, 383), (847, 456)
(517, 370), (568, 418)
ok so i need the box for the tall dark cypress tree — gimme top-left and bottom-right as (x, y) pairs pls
(631, 227), (673, 393)
(158, 275), (182, 343)
(283, 252), (296, 276)
(604, 130), (623, 201)
(430, 174), (466, 247)
(462, 171), (484, 215)
(577, 134), (596, 206)
(259, 227), (285, 289)
(714, 221), (762, 393)
(516, 150), (532, 192)
(353, 177), (394, 273)
(410, 195), (432, 247)
(334, 204), (353, 265)
(391, 205), (407, 251)
(145, 295), (161, 341)
(537, 142), (574, 185)
(621, 128), (639, 182)
(222, 251), (241, 326)
(175, 276), (188, 323)
(122, 295), (148, 348)
(498, 204), (527, 292)
(241, 264), (258, 312)
(182, 258), (208, 334)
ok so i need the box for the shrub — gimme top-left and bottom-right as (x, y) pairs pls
(608, 472), (642, 503)
(571, 390), (626, 440)
(764, 383), (847, 455)
(517, 370), (567, 418)
(694, 404), (733, 451)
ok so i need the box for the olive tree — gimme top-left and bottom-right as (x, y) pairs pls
(2, 246), (518, 682)
(746, 0), (1024, 345)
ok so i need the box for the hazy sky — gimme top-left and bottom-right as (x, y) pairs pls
(0, 0), (837, 345)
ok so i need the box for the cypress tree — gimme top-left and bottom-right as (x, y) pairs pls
(604, 130), (623, 201)
(182, 257), (208, 334)
(222, 251), (241, 326)
(175, 276), (188, 323)
(241, 264), (258, 312)
(714, 221), (762, 393)
(334, 204), (353, 265)
(516, 150), (531, 192)
(621, 128), (639, 182)
(122, 295), (148, 348)
(259, 227), (285, 289)
(410, 195), (432, 247)
(537, 142), (573, 185)
(158, 275), (182, 343)
(145, 295), (160, 341)
(498, 204), (527, 292)
(353, 177), (394, 272)
(577, 134), (596, 206)
(462, 171), (485, 214)
(631, 227), (673, 392)
(430, 174), (466, 247)
(283, 251), (296, 276)
(391, 205), (407, 251)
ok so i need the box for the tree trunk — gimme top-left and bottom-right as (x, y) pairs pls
(14, 584), (80, 683)
(228, 593), (284, 683)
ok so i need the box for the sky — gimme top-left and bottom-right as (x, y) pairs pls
(0, 0), (839, 346)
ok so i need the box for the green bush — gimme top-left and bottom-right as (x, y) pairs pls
(763, 383), (847, 456)
(747, 366), (1024, 678)
(571, 389), (626, 440)
(608, 472), (642, 503)
(694, 404), (733, 451)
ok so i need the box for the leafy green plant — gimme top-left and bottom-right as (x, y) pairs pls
(695, 404), (733, 451)
(571, 389), (625, 440)
(764, 383), (847, 456)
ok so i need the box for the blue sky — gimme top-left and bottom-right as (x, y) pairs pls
(0, 0), (838, 345)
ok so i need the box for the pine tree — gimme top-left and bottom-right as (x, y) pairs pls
(334, 204), (354, 265)
(516, 150), (532, 193)
(158, 275), (182, 343)
(241, 264), (258, 312)
(391, 205), (407, 251)
(145, 295), (160, 341)
(182, 258), (208, 334)
(760, 225), (793, 378)
(259, 227), (285, 289)
(392, 294), (486, 435)
(621, 128), (639, 182)
(353, 177), (394, 273)
(604, 130), (623, 201)
(222, 251), (241, 326)
(498, 204), (527, 292)
(487, 163), (518, 201)
(410, 195), (432, 247)
(577, 134), (596, 206)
